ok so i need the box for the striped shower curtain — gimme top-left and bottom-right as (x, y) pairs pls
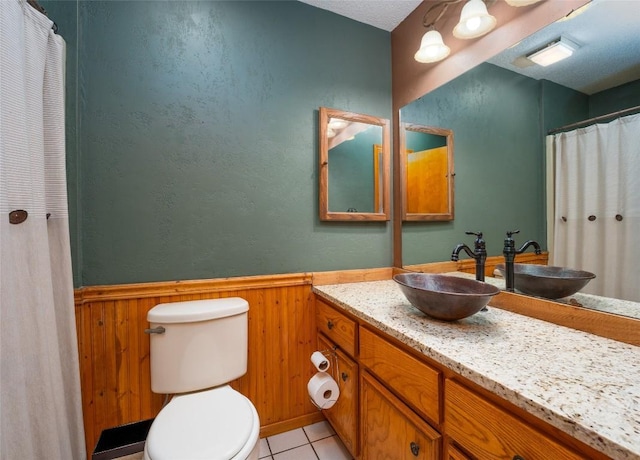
(1, 1), (85, 458)
(549, 113), (640, 302)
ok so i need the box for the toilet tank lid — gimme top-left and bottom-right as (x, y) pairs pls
(147, 297), (248, 323)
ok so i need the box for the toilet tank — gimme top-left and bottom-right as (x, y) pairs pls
(147, 297), (249, 394)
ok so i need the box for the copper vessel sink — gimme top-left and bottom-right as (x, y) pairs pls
(495, 263), (596, 299)
(393, 273), (500, 321)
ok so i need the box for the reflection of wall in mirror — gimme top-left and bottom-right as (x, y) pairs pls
(328, 126), (382, 213)
(400, 61), (640, 266)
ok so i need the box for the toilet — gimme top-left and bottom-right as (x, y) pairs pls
(143, 297), (260, 460)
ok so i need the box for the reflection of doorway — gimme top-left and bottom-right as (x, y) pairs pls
(406, 147), (448, 213)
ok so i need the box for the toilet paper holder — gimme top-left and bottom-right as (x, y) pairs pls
(311, 348), (346, 385)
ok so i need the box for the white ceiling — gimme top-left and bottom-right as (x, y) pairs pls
(297, 0), (422, 31)
(298, 0), (640, 95)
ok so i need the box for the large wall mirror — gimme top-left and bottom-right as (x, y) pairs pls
(400, 124), (454, 221)
(319, 107), (390, 221)
(399, 0), (640, 320)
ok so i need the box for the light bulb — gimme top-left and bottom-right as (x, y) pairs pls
(465, 16), (481, 31)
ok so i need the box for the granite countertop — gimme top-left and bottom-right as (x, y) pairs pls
(313, 279), (640, 460)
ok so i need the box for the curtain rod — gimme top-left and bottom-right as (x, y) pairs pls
(548, 104), (640, 135)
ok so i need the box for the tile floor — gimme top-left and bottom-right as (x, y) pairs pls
(259, 421), (352, 460)
(113, 420), (351, 460)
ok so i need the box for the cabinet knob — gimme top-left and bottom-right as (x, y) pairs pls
(410, 441), (419, 456)
(341, 372), (348, 382)
(513, 456), (526, 460)
(327, 320), (334, 330)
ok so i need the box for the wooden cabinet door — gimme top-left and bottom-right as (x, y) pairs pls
(361, 371), (440, 460)
(445, 379), (584, 460)
(318, 334), (359, 457)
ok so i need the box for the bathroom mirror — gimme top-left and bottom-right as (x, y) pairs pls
(400, 124), (454, 221)
(319, 107), (390, 221)
(398, 0), (640, 319)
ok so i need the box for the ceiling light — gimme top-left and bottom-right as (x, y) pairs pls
(527, 37), (578, 67)
(504, 0), (543, 6)
(414, 30), (451, 63)
(453, 0), (496, 39)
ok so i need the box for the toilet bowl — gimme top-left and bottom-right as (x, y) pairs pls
(143, 386), (259, 460)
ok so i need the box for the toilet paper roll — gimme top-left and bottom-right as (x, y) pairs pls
(310, 351), (330, 372)
(307, 372), (340, 410)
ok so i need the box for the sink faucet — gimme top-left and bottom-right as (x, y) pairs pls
(451, 231), (487, 282)
(502, 230), (542, 292)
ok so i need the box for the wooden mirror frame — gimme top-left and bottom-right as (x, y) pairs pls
(400, 123), (455, 221)
(319, 107), (391, 221)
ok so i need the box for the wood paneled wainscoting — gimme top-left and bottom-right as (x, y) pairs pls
(74, 273), (324, 457)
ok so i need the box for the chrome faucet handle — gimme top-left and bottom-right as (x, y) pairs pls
(465, 231), (483, 238)
(506, 229), (520, 238)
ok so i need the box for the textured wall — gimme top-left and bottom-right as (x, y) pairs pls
(73, 1), (391, 285)
(589, 79), (640, 118)
(400, 63), (545, 265)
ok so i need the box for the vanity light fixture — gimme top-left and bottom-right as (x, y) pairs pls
(414, 0), (494, 64)
(527, 37), (578, 67)
(415, 30), (451, 63)
(453, 0), (496, 39)
(414, 0), (547, 64)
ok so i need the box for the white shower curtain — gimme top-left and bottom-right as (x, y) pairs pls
(1, 1), (85, 458)
(550, 113), (640, 302)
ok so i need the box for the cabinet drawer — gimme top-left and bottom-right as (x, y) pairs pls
(359, 327), (441, 425)
(445, 379), (583, 460)
(361, 371), (441, 460)
(316, 300), (357, 357)
(317, 334), (358, 457)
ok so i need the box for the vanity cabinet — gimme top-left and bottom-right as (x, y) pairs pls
(361, 370), (441, 459)
(314, 294), (609, 460)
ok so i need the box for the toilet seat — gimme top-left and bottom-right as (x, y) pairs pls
(145, 385), (259, 460)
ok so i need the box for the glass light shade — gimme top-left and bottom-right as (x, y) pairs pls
(453, 0), (496, 39)
(505, 0), (543, 6)
(414, 30), (450, 63)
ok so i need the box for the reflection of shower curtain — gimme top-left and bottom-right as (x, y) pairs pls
(549, 113), (640, 302)
(1, 1), (85, 458)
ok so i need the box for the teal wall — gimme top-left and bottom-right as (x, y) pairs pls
(405, 131), (447, 151)
(401, 63), (546, 264)
(51, 1), (392, 286)
(541, 79), (589, 134)
(589, 79), (640, 117)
